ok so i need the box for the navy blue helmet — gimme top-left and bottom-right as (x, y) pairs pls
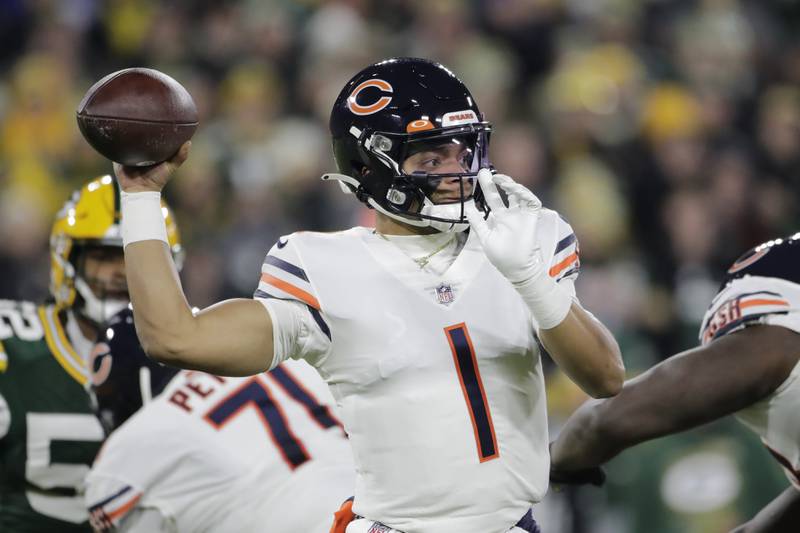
(89, 308), (179, 435)
(326, 57), (492, 232)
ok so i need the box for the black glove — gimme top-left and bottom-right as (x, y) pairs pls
(549, 465), (607, 487)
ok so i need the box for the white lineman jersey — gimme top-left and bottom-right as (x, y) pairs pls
(699, 234), (800, 490)
(255, 210), (581, 533)
(85, 360), (355, 533)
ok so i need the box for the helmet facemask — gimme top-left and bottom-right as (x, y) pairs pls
(71, 244), (129, 328)
(339, 123), (492, 232)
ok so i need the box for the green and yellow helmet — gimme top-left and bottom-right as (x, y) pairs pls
(49, 175), (182, 322)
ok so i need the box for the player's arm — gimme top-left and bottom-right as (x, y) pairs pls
(549, 324), (800, 472)
(115, 143), (275, 376)
(466, 169), (623, 398)
(730, 487), (800, 533)
(539, 302), (623, 398)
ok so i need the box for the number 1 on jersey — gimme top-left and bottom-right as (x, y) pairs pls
(444, 323), (499, 462)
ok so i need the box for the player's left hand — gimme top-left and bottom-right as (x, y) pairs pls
(465, 168), (544, 283)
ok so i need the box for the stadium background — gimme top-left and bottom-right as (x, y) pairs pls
(1, 0), (798, 531)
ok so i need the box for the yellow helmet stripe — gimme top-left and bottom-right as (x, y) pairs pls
(0, 340), (7, 373)
(38, 306), (88, 386)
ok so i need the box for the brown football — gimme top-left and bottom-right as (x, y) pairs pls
(76, 68), (198, 166)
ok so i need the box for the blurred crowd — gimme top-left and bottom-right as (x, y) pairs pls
(1, 0), (799, 532)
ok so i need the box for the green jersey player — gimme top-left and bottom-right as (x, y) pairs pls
(0, 176), (182, 532)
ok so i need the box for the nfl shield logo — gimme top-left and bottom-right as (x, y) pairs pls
(435, 283), (455, 305)
(368, 523), (392, 533)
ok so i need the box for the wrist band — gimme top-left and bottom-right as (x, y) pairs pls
(120, 190), (169, 247)
(513, 273), (573, 330)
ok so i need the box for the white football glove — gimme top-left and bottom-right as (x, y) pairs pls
(465, 169), (573, 330)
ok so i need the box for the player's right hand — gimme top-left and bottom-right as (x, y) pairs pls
(465, 168), (545, 283)
(113, 141), (191, 193)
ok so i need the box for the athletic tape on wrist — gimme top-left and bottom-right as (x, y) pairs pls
(513, 273), (573, 330)
(120, 190), (169, 246)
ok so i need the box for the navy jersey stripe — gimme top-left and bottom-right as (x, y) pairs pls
(269, 366), (342, 430)
(89, 485), (132, 510)
(735, 290), (783, 299)
(254, 291), (331, 340)
(554, 233), (576, 254)
(446, 325), (497, 460)
(559, 265), (580, 280)
(308, 306), (332, 341)
(263, 255), (309, 282)
(515, 509), (541, 533)
(206, 379), (310, 469)
(254, 288), (271, 299)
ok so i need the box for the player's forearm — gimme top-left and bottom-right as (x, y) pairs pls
(124, 240), (195, 360)
(540, 304), (624, 398)
(124, 242), (274, 375)
(550, 398), (627, 470)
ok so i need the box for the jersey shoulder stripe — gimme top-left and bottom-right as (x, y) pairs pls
(0, 340), (6, 372)
(88, 484), (142, 531)
(546, 212), (580, 282)
(700, 281), (795, 344)
(37, 305), (87, 385)
(254, 234), (332, 339)
(701, 235), (800, 344)
(256, 235), (321, 310)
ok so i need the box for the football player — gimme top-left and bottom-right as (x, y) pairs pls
(549, 234), (800, 532)
(0, 176), (181, 532)
(85, 308), (355, 532)
(113, 58), (624, 533)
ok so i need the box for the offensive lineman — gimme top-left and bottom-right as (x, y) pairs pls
(550, 234), (800, 532)
(85, 309), (355, 532)
(113, 58), (624, 533)
(0, 176), (181, 532)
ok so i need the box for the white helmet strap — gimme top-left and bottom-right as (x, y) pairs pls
(322, 172), (471, 233)
(73, 277), (128, 326)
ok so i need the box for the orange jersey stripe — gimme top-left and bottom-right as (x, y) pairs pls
(739, 298), (789, 310)
(260, 273), (320, 310)
(107, 493), (142, 521)
(549, 252), (579, 278)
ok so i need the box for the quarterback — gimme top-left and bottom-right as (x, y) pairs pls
(550, 234), (800, 532)
(85, 309), (355, 532)
(0, 176), (180, 532)
(114, 58), (624, 533)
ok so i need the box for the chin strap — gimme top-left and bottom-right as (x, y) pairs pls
(321, 173), (471, 233)
(420, 198), (473, 233)
(74, 277), (129, 326)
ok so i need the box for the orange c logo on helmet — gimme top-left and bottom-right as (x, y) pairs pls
(89, 342), (113, 386)
(347, 79), (393, 116)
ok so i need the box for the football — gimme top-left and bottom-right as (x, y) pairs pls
(76, 68), (198, 166)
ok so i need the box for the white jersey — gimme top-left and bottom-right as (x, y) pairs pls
(699, 235), (800, 490)
(85, 360), (355, 533)
(255, 210), (580, 533)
